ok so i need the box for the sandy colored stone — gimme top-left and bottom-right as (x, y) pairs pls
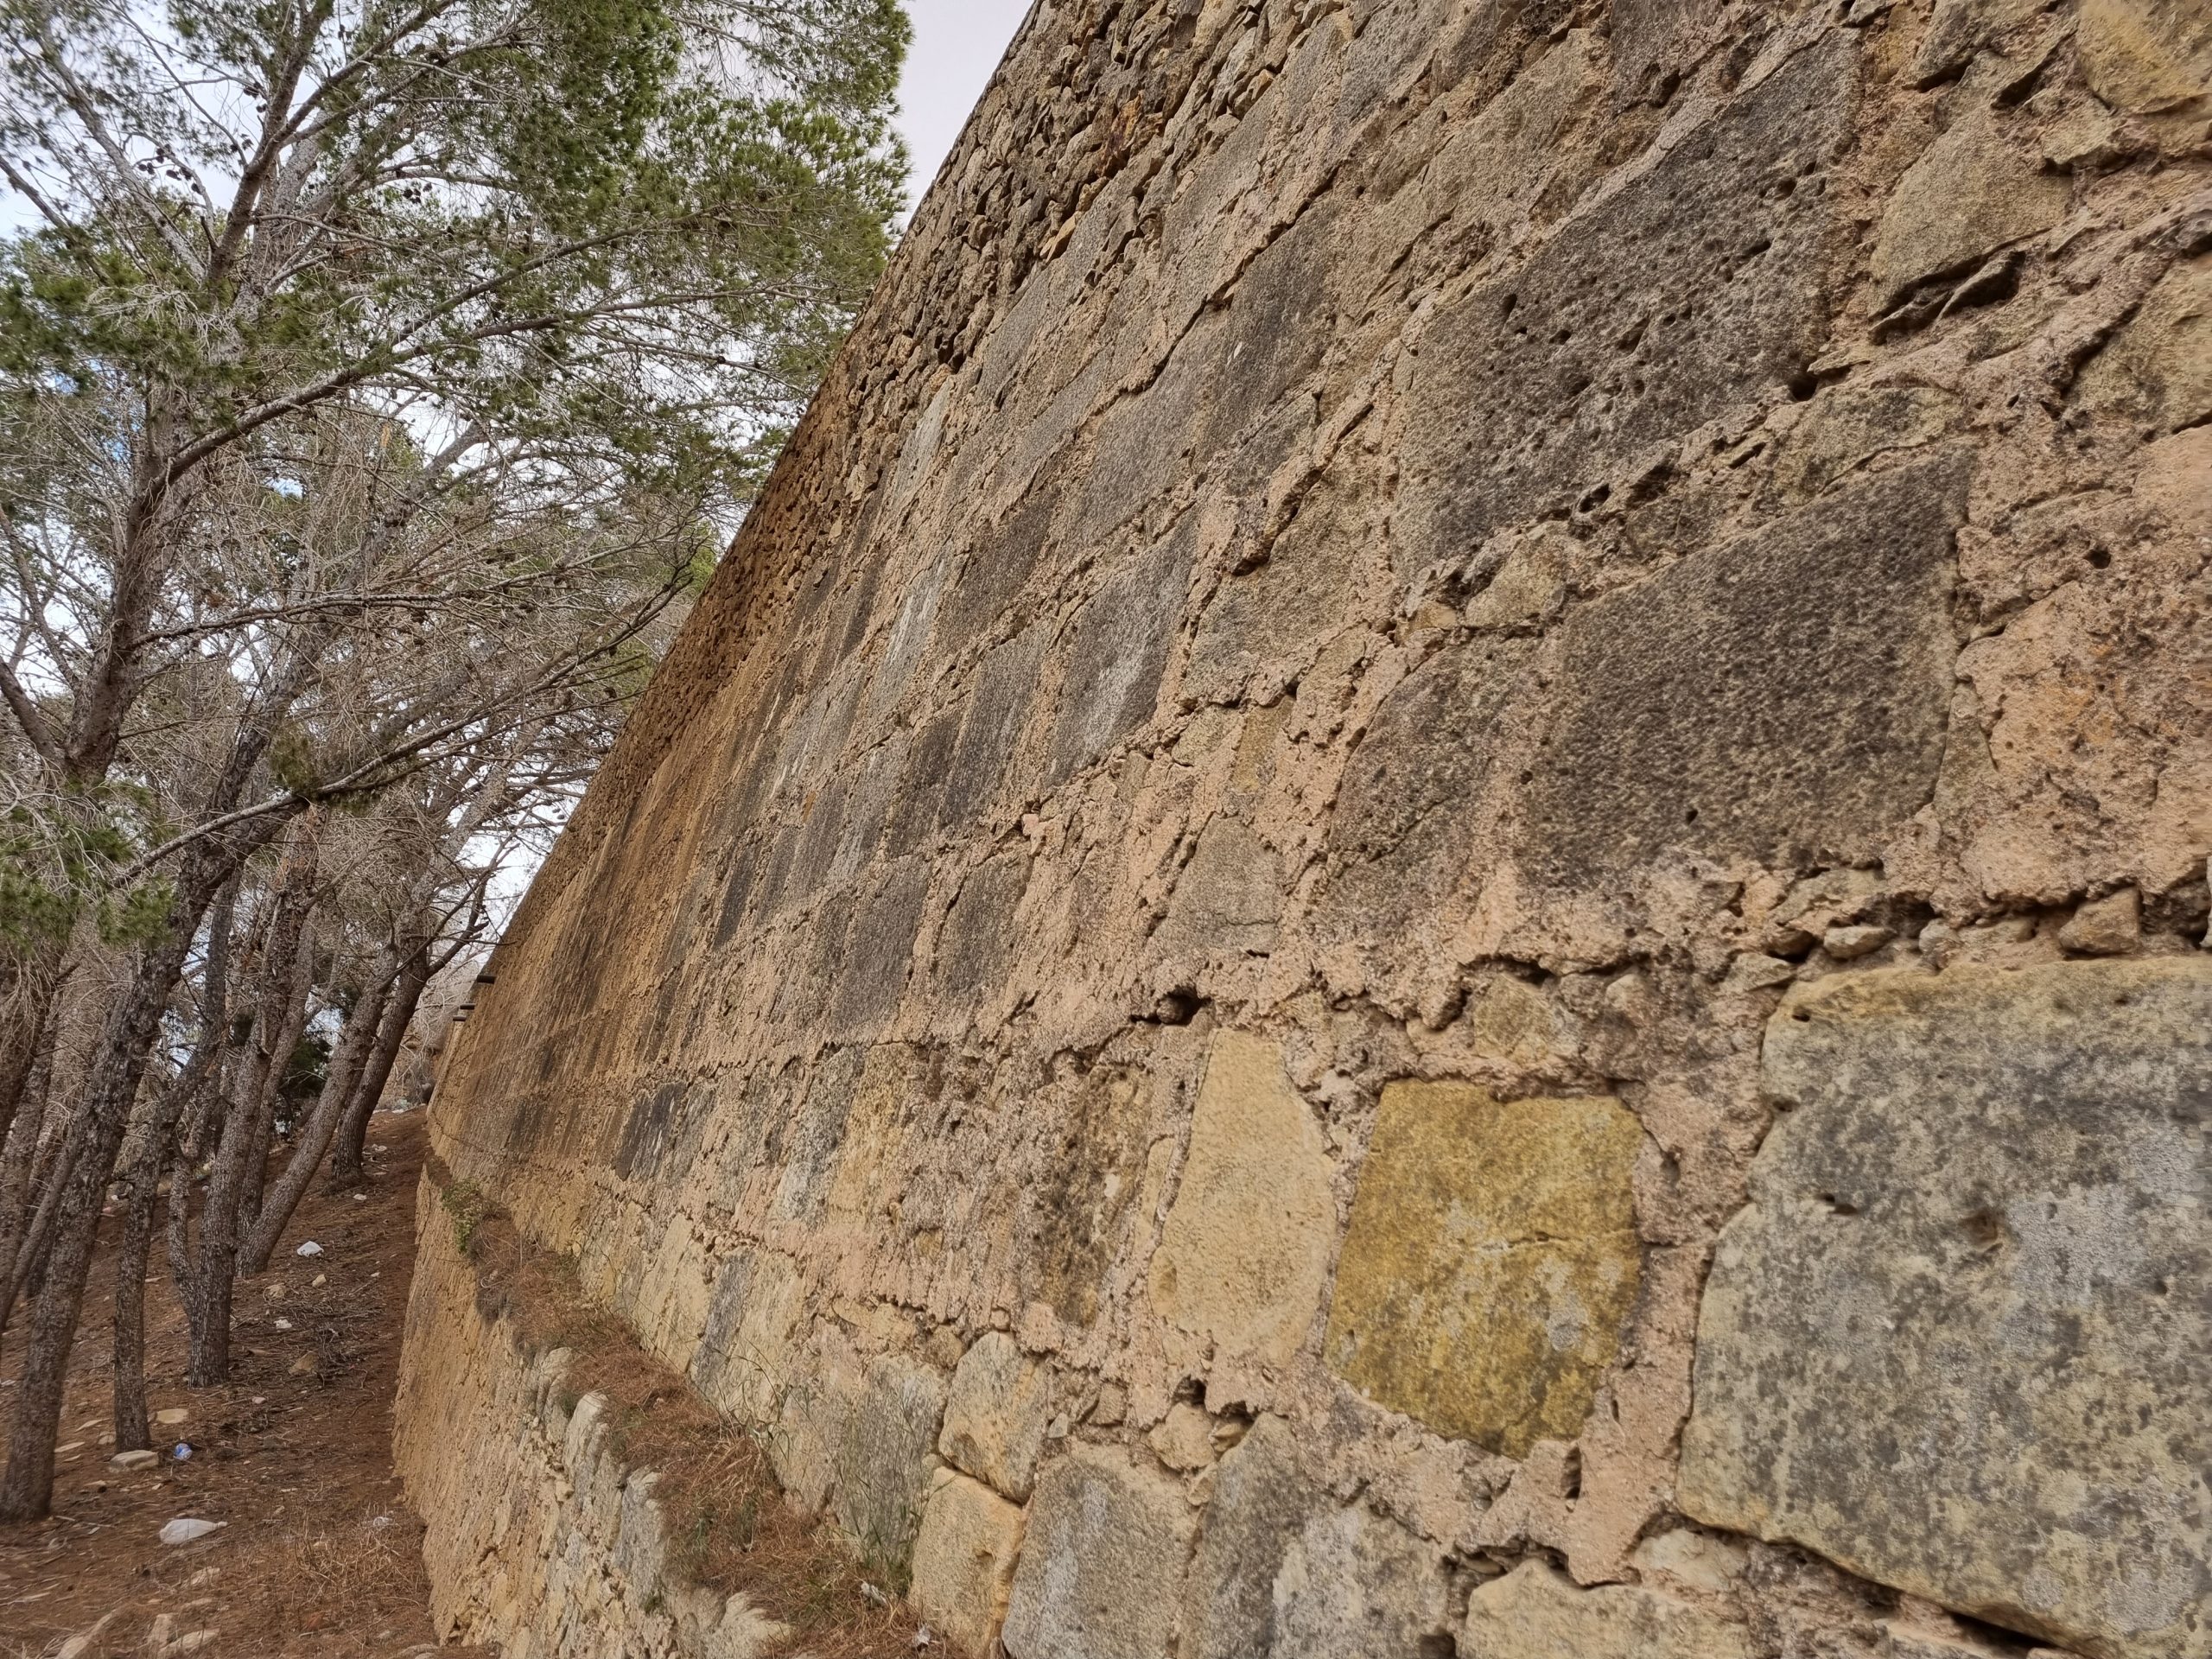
(1001, 1444), (1194, 1659)
(910, 1472), (1025, 1658)
(1681, 958), (2212, 1659)
(1270, 1503), (1454, 1658)
(1460, 1560), (1755, 1658)
(1324, 1084), (1643, 1457)
(1871, 104), (2068, 309)
(2057, 887), (2140, 956)
(1149, 1032), (1336, 1371)
(939, 1332), (1052, 1502)
(2077, 0), (2212, 113)
(2075, 258), (2212, 436)
(1147, 1401), (1216, 1472)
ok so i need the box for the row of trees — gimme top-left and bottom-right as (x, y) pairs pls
(0, 0), (909, 1520)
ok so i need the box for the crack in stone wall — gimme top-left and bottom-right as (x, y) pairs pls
(397, 1), (2212, 1656)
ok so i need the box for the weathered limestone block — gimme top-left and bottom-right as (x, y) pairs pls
(932, 850), (1030, 1004)
(1681, 958), (2212, 1659)
(1516, 453), (1967, 885)
(910, 1472), (1026, 1657)
(1460, 1560), (1755, 1658)
(1319, 637), (1529, 943)
(1325, 1084), (1643, 1457)
(1046, 519), (1197, 784)
(1401, 35), (1854, 556)
(1269, 1503), (1455, 1659)
(1182, 1414), (1321, 1659)
(1871, 103), (2068, 310)
(2077, 0), (2212, 113)
(939, 1332), (1052, 1502)
(1155, 818), (1283, 960)
(1186, 474), (1364, 704)
(1001, 1443), (1196, 1659)
(832, 1353), (948, 1577)
(2075, 258), (2212, 437)
(1149, 1033), (1338, 1371)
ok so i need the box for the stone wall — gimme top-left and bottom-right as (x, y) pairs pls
(397, 2), (2212, 1657)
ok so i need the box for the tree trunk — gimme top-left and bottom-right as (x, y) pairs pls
(327, 948), (428, 1190)
(0, 943), (65, 1159)
(186, 834), (315, 1388)
(0, 913), (199, 1522)
(239, 963), (395, 1274)
(0, 969), (69, 1308)
(111, 1178), (159, 1454)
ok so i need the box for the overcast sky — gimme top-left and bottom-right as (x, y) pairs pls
(894, 0), (1034, 209)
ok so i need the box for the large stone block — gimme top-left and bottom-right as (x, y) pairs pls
(2075, 258), (2212, 437)
(1046, 518), (1197, 785)
(1149, 1033), (1338, 1370)
(910, 1472), (1026, 1657)
(941, 625), (1051, 832)
(1001, 1444), (1196, 1659)
(1017, 1062), (1157, 1328)
(1516, 452), (1967, 886)
(939, 1332), (1052, 1502)
(1400, 36), (1854, 558)
(832, 1353), (948, 1580)
(1460, 1560), (1754, 1659)
(1269, 1503), (1455, 1659)
(1870, 104), (2067, 311)
(1318, 637), (1529, 942)
(1324, 1084), (1643, 1457)
(1182, 1414), (1320, 1659)
(1154, 818), (1283, 960)
(1681, 958), (2212, 1659)
(932, 850), (1031, 1004)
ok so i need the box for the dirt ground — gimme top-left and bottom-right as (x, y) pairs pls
(0, 1111), (481, 1659)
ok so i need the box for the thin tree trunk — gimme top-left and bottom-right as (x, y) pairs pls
(111, 1179), (159, 1454)
(0, 943), (65, 1158)
(239, 961), (395, 1274)
(0, 968), (69, 1307)
(327, 947), (428, 1190)
(187, 832), (315, 1388)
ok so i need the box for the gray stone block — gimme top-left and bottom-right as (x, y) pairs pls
(1516, 451), (1967, 885)
(1181, 1414), (1319, 1659)
(933, 850), (1031, 1004)
(1318, 637), (1530, 941)
(1046, 519), (1197, 785)
(1681, 957), (2212, 1659)
(1401, 35), (1856, 562)
(1001, 1443), (1196, 1659)
(833, 1353), (948, 1582)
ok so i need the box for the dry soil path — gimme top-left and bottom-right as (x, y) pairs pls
(0, 1112), (485, 1659)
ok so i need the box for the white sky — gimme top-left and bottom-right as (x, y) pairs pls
(894, 0), (1034, 209)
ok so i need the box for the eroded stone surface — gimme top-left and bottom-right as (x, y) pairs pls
(1681, 958), (2212, 1659)
(911, 1472), (1025, 1657)
(1461, 1560), (1754, 1659)
(1517, 453), (1967, 885)
(1150, 1033), (1337, 1371)
(1325, 1084), (1643, 1457)
(1182, 1414), (1320, 1659)
(1401, 36), (1855, 556)
(1001, 1444), (1195, 1659)
(939, 1332), (1052, 1502)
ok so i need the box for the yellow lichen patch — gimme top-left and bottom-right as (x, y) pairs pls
(1324, 1084), (1643, 1457)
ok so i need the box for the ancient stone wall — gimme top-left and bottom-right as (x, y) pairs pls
(397, 1), (2212, 1656)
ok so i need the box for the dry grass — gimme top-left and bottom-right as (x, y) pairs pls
(447, 1181), (942, 1659)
